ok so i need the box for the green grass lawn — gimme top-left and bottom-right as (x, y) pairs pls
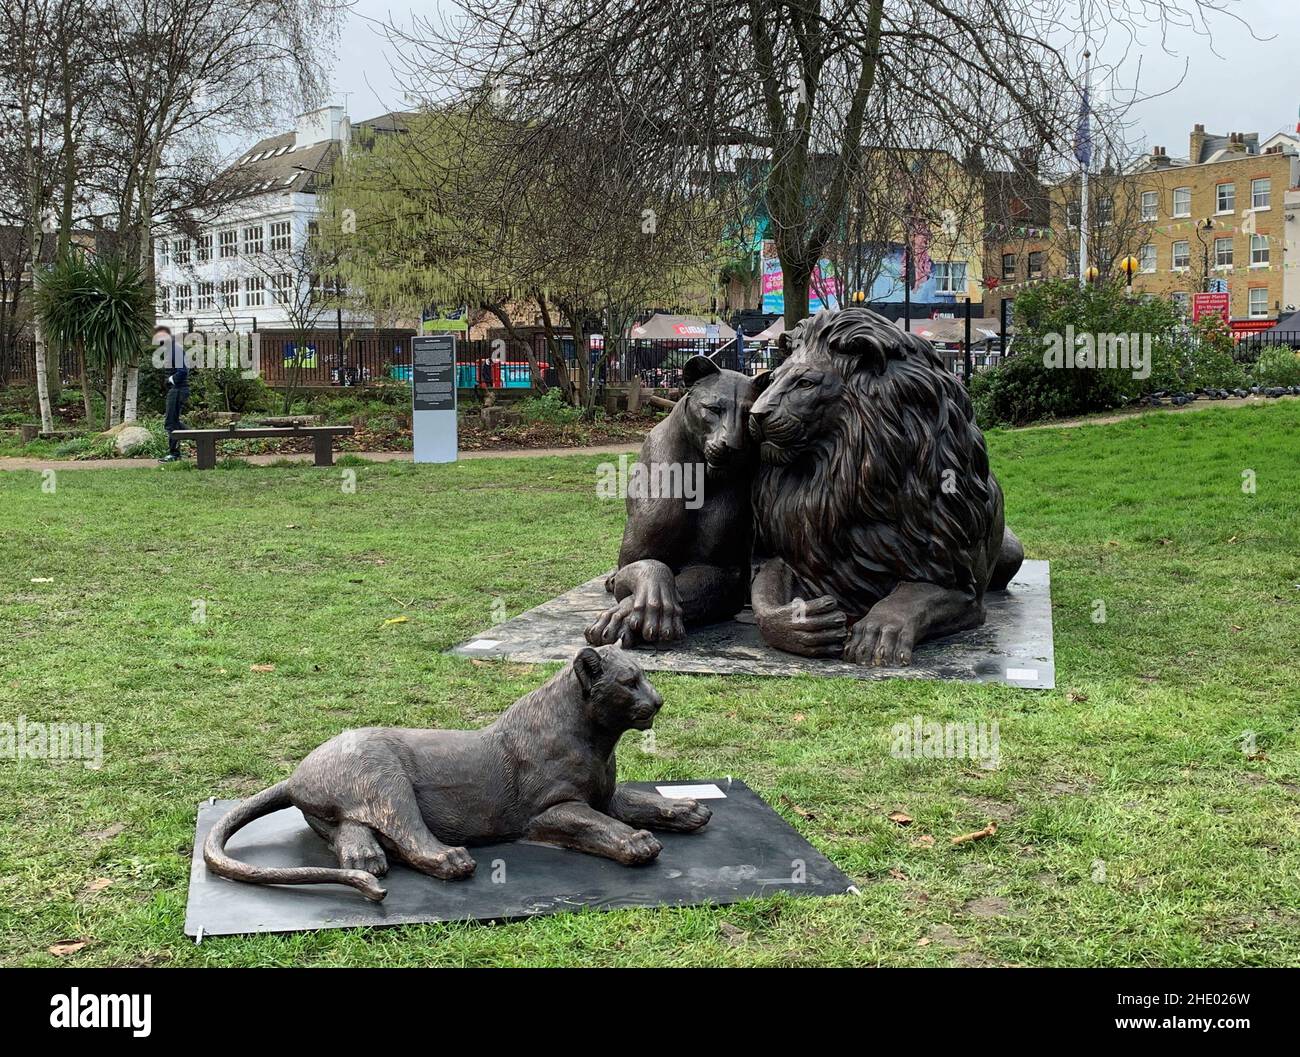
(1, 403), (1298, 967)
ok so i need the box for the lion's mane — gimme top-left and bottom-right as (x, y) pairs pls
(754, 308), (1002, 620)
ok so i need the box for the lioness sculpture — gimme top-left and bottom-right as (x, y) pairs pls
(586, 354), (768, 647)
(748, 307), (1023, 666)
(203, 646), (710, 901)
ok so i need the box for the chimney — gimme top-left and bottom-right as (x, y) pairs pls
(1150, 145), (1171, 169)
(1190, 123), (1206, 164)
(295, 105), (350, 150)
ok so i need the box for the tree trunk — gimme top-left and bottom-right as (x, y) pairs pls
(34, 328), (54, 432)
(123, 365), (140, 422)
(782, 264), (812, 324)
(79, 347), (95, 428)
(108, 359), (124, 427)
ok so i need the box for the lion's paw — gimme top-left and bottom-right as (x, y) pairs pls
(616, 829), (663, 865)
(658, 798), (712, 831)
(845, 611), (918, 667)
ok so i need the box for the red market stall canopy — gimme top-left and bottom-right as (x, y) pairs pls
(628, 314), (736, 342)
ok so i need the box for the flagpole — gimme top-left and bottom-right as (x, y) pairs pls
(1077, 49), (1091, 289)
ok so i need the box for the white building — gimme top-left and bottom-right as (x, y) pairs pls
(154, 106), (407, 334)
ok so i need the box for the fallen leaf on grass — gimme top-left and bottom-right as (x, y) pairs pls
(888, 811), (913, 826)
(889, 867), (907, 880)
(80, 878), (113, 897)
(284, 523), (300, 529)
(718, 922), (749, 946)
(951, 822), (998, 845)
(911, 834), (936, 849)
(1067, 690), (1089, 702)
(250, 664), (275, 673)
(916, 936), (932, 947)
(779, 795), (815, 821)
(1246, 751), (1269, 762)
(83, 822), (125, 842)
(30, 577), (54, 583)
(792, 712), (805, 724)
(48, 940), (88, 957)
(383, 616), (409, 626)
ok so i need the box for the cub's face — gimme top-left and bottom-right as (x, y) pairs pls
(679, 359), (766, 473)
(574, 646), (664, 731)
(748, 347), (845, 464)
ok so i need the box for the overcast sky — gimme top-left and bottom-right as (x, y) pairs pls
(326, 0), (1299, 161)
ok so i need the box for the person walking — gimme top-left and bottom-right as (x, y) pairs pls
(156, 326), (190, 462)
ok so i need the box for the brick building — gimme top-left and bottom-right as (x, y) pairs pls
(985, 124), (1300, 334)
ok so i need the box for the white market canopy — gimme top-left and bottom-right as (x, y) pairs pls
(748, 316), (786, 342)
(628, 313), (736, 341)
(899, 317), (1002, 344)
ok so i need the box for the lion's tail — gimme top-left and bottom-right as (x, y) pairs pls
(202, 781), (387, 902)
(989, 526), (1024, 591)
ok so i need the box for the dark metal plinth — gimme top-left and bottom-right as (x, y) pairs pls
(184, 780), (854, 938)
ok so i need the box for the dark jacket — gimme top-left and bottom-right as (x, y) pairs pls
(159, 337), (190, 389)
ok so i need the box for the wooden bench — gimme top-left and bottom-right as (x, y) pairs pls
(171, 425), (354, 469)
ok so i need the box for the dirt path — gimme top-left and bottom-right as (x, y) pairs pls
(0, 441), (644, 473)
(2, 396), (1295, 471)
(1011, 393), (1296, 430)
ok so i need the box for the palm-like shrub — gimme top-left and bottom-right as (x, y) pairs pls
(34, 250), (154, 427)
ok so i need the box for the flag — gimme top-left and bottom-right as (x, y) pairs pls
(1073, 85), (1092, 167)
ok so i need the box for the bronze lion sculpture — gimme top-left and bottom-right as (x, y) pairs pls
(748, 307), (1023, 666)
(203, 645), (711, 901)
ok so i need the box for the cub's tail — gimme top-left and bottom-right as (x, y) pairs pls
(202, 781), (387, 902)
(989, 525), (1025, 592)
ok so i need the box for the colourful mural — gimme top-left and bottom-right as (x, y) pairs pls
(761, 242), (842, 314)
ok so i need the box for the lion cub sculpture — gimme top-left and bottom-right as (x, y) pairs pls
(203, 646), (710, 901)
(748, 307), (1024, 667)
(586, 354), (769, 647)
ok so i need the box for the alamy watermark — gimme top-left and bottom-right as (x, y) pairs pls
(1043, 325), (1151, 380)
(891, 714), (1000, 769)
(596, 454), (704, 510)
(1, 716), (103, 770)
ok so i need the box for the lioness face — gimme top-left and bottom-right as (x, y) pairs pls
(575, 645), (664, 730)
(748, 348), (844, 463)
(681, 368), (762, 472)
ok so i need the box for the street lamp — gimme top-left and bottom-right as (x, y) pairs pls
(1084, 265), (1100, 283)
(1195, 218), (1215, 292)
(851, 289), (866, 304)
(1119, 254), (1140, 294)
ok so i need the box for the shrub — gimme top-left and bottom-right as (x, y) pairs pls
(1253, 347), (1300, 388)
(515, 388), (582, 425)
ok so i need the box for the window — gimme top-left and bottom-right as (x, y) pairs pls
(157, 240), (170, 268)
(1216, 183), (1235, 213)
(932, 261), (967, 294)
(1248, 287), (1269, 318)
(159, 286), (170, 314)
(1065, 250), (1079, 277)
(1171, 291), (1190, 316)
(1027, 251), (1043, 279)
(1172, 187), (1191, 217)
(244, 278), (264, 307)
(1251, 178), (1271, 209)
(196, 233), (211, 263)
(1139, 244), (1157, 273)
(1172, 240), (1190, 270)
(307, 220), (320, 241)
(1097, 196), (1114, 226)
(172, 238), (190, 265)
(219, 229), (239, 259)
(242, 225), (263, 255)
(1141, 191), (1158, 221)
(1250, 234), (1269, 266)
(1067, 201), (1081, 227)
(269, 220), (292, 252)
(1214, 237), (1234, 268)
(271, 272), (294, 304)
(1001, 253), (1016, 281)
(175, 284), (192, 312)
(197, 282), (214, 311)
(220, 279), (239, 308)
